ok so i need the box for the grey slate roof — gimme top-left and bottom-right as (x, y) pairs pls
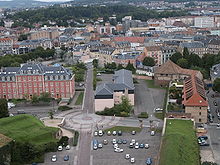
(180, 41), (204, 48)
(95, 69), (134, 96)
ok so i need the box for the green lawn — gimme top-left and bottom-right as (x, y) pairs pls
(154, 112), (164, 120)
(0, 115), (59, 145)
(146, 80), (166, 89)
(105, 126), (142, 133)
(75, 92), (84, 105)
(159, 119), (200, 165)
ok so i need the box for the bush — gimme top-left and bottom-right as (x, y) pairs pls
(73, 131), (79, 146)
(58, 136), (69, 147)
(58, 105), (72, 111)
(138, 112), (148, 118)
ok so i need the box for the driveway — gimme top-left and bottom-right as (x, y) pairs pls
(134, 80), (166, 117)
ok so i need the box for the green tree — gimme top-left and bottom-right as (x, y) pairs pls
(18, 34), (28, 41)
(170, 52), (182, 63)
(213, 78), (220, 93)
(0, 98), (9, 118)
(142, 57), (155, 67)
(31, 94), (39, 104)
(75, 73), (84, 82)
(93, 59), (99, 68)
(125, 61), (136, 74)
(183, 47), (190, 59)
(39, 92), (52, 102)
(177, 58), (189, 68)
(48, 110), (54, 119)
(117, 64), (124, 70)
(187, 53), (202, 67)
(0, 19), (4, 27)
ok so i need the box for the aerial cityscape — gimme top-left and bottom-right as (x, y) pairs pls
(0, 0), (220, 165)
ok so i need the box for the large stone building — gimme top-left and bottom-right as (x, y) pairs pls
(182, 75), (208, 123)
(154, 60), (202, 86)
(28, 29), (59, 40)
(0, 38), (13, 56)
(95, 69), (134, 111)
(0, 62), (75, 99)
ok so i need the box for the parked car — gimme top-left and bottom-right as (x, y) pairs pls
(114, 148), (123, 152)
(217, 123), (220, 129)
(150, 131), (155, 136)
(103, 139), (108, 145)
(139, 143), (144, 148)
(66, 145), (70, 150)
(113, 144), (119, 149)
(97, 73), (101, 76)
(94, 131), (98, 136)
(112, 131), (117, 136)
(214, 101), (218, 106)
(58, 146), (63, 151)
(146, 158), (152, 165)
(135, 142), (139, 149)
(107, 131), (111, 136)
(125, 154), (130, 159)
(131, 130), (136, 135)
(51, 155), (57, 162)
(98, 143), (103, 148)
(145, 144), (149, 149)
(131, 139), (135, 144)
(98, 130), (103, 136)
(154, 108), (163, 112)
(118, 139), (122, 144)
(112, 139), (117, 144)
(8, 102), (15, 109)
(63, 155), (69, 161)
(129, 142), (134, 148)
(118, 130), (122, 136)
(130, 158), (135, 163)
(122, 139), (127, 144)
(93, 144), (98, 150)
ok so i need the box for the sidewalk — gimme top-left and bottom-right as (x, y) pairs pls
(69, 91), (81, 107)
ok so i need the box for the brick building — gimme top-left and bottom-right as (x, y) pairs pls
(0, 62), (75, 99)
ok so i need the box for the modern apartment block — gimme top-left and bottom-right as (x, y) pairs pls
(0, 62), (75, 99)
(194, 16), (215, 28)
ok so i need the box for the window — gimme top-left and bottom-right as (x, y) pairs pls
(200, 107), (201, 109)
(199, 112), (201, 115)
(199, 118), (201, 122)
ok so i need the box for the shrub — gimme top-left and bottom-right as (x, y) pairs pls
(58, 105), (72, 111)
(138, 112), (149, 118)
(58, 136), (69, 147)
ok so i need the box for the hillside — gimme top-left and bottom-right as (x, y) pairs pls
(0, 115), (59, 145)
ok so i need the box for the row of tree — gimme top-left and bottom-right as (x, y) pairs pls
(170, 48), (220, 79)
(0, 47), (55, 68)
(8, 5), (188, 28)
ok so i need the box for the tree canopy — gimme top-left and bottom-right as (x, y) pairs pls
(143, 57), (155, 67)
(0, 98), (9, 118)
(213, 78), (220, 93)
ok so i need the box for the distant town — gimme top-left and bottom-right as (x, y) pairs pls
(0, 1), (220, 165)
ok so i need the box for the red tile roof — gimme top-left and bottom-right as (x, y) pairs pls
(182, 75), (208, 107)
(0, 38), (12, 42)
(113, 37), (145, 43)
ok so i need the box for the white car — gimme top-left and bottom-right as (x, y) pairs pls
(125, 154), (130, 159)
(51, 155), (57, 162)
(112, 131), (117, 136)
(94, 131), (98, 136)
(58, 146), (63, 151)
(135, 144), (139, 149)
(155, 107), (163, 112)
(217, 123), (220, 129)
(150, 131), (155, 136)
(114, 148), (123, 153)
(145, 144), (149, 149)
(131, 139), (135, 144)
(130, 157), (135, 163)
(112, 139), (117, 144)
(98, 143), (103, 148)
(8, 102), (15, 109)
(66, 145), (70, 150)
(97, 73), (101, 76)
(93, 144), (98, 150)
(107, 131), (111, 136)
(98, 130), (103, 136)
(113, 144), (118, 149)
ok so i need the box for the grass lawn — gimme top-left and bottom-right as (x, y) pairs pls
(154, 112), (164, 120)
(75, 92), (84, 105)
(0, 115), (59, 145)
(105, 126), (142, 133)
(159, 119), (200, 165)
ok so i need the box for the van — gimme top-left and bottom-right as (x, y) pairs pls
(98, 130), (103, 136)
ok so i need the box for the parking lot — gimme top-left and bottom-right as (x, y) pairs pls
(206, 90), (220, 123)
(91, 128), (161, 165)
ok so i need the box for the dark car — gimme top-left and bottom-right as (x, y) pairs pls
(64, 155), (69, 161)
(146, 158), (152, 165)
(117, 139), (122, 144)
(214, 101), (218, 106)
(198, 136), (208, 140)
(139, 144), (144, 148)
(118, 130), (122, 136)
(122, 139), (127, 144)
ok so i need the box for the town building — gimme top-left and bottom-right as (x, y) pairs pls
(95, 69), (134, 111)
(161, 46), (177, 64)
(194, 16), (215, 28)
(210, 63), (220, 82)
(207, 39), (220, 55)
(182, 75), (208, 123)
(0, 38), (13, 56)
(28, 29), (59, 40)
(0, 62), (75, 99)
(154, 60), (202, 86)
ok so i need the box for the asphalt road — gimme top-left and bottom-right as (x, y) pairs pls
(77, 64), (94, 165)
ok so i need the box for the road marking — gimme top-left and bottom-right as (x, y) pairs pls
(90, 155), (93, 165)
(74, 155), (77, 165)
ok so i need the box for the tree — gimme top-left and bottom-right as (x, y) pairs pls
(48, 110), (54, 119)
(39, 92), (52, 102)
(117, 64), (124, 70)
(31, 94), (39, 104)
(177, 58), (189, 68)
(93, 59), (99, 68)
(183, 47), (190, 59)
(213, 78), (220, 93)
(170, 52), (182, 63)
(125, 61), (136, 74)
(0, 19), (4, 27)
(18, 34), (28, 41)
(142, 57), (155, 67)
(0, 98), (9, 118)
